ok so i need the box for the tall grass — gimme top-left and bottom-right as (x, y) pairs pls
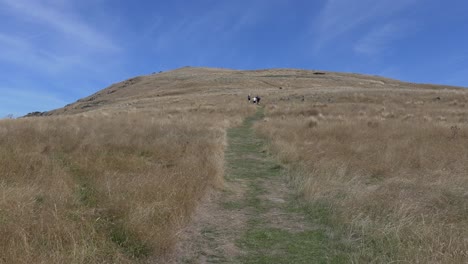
(256, 97), (468, 263)
(0, 101), (253, 263)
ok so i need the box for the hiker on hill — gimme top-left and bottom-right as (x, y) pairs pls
(252, 96), (257, 104)
(248, 94), (251, 102)
(256, 96), (261, 104)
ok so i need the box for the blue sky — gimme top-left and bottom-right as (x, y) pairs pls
(1, 0), (467, 117)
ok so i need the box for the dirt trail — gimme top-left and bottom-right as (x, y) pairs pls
(172, 109), (347, 263)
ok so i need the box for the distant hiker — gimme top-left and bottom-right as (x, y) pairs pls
(248, 94), (251, 102)
(256, 96), (261, 104)
(252, 97), (257, 104)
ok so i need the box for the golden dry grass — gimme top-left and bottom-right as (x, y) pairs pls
(0, 97), (253, 263)
(256, 88), (468, 263)
(3, 67), (468, 263)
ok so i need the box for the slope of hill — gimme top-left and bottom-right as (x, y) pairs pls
(36, 66), (462, 116)
(6, 67), (468, 263)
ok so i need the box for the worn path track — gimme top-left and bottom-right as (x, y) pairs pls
(175, 109), (348, 263)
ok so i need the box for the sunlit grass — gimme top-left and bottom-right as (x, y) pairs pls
(256, 92), (468, 263)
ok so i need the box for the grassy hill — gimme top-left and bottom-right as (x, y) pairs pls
(36, 66), (461, 116)
(3, 67), (468, 263)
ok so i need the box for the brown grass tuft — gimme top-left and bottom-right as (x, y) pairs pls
(256, 88), (468, 263)
(0, 98), (254, 263)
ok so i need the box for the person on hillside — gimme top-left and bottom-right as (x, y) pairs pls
(252, 96), (257, 104)
(256, 96), (261, 104)
(248, 94), (251, 102)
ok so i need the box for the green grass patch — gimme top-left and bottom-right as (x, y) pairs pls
(244, 181), (271, 213)
(238, 227), (348, 264)
(226, 108), (351, 263)
(222, 201), (244, 210)
(77, 183), (98, 206)
(286, 197), (337, 227)
(108, 223), (151, 259)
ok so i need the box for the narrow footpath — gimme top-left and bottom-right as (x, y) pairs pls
(175, 109), (347, 263)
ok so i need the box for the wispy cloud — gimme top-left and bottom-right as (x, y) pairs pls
(147, 0), (277, 56)
(354, 22), (406, 55)
(0, 87), (67, 117)
(0, 0), (126, 116)
(0, 0), (124, 84)
(0, 0), (119, 51)
(0, 33), (77, 73)
(313, 0), (419, 51)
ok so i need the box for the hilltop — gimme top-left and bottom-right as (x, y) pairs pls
(26, 67), (462, 117)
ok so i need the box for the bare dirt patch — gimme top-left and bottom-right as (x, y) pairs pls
(168, 178), (249, 263)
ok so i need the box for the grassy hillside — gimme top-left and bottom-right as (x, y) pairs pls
(256, 90), (468, 263)
(3, 67), (468, 263)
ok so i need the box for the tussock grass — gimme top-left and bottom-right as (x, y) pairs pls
(257, 91), (468, 263)
(0, 101), (253, 263)
(3, 66), (467, 262)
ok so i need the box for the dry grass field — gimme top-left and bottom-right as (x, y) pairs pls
(0, 75), (254, 263)
(0, 115), (223, 263)
(2, 67), (468, 263)
(256, 86), (468, 262)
